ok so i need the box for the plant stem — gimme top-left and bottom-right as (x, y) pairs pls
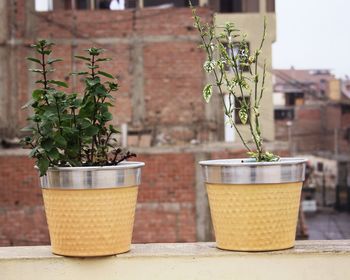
(193, 14), (251, 151)
(90, 53), (96, 162)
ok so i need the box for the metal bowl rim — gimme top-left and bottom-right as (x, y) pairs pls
(35, 161), (145, 172)
(199, 157), (307, 167)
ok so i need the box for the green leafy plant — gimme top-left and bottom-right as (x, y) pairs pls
(22, 40), (135, 176)
(191, 4), (278, 162)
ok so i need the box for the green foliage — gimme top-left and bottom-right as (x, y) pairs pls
(22, 40), (136, 176)
(202, 84), (213, 103)
(190, 4), (278, 162)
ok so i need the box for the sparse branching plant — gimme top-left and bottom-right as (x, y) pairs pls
(191, 4), (278, 162)
(22, 40), (135, 176)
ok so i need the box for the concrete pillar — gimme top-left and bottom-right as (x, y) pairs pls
(260, 0), (267, 13)
(130, 37), (145, 126)
(0, 1), (9, 136)
(25, 0), (36, 38)
(195, 152), (213, 241)
(199, 0), (209, 7)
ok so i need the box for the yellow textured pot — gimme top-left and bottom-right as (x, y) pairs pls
(39, 162), (144, 257)
(200, 158), (306, 252)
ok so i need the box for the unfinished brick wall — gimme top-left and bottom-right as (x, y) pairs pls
(3, 4), (215, 145)
(275, 104), (350, 155)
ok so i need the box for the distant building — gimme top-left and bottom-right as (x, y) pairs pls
(273, 68), (350, 210)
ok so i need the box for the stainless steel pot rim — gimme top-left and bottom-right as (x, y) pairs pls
(36, 161), (145, 172)
(199, 157), (307, 167)
(38, 161), (145, 189)
(199, 157), (307, 184)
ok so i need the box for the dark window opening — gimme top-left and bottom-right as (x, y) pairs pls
(220, 0), (259, 13)
(274, 109), (294, 120)
(285, 92), (304, 106)
(341, 104), (350, 114)
(266, 0), (275, 12)
(62, 0), (137, 10)
(144, 0), (198, 7)
(77, 0), (89, 9)
(97, 0), (111, 9)
(235, 96), (250, 125)
(317, 162), (324, 172)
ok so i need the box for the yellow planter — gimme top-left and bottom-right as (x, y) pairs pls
(39, 162), (144, 257)
(207, 182), (302, 251)
(200, 158), (306, 252)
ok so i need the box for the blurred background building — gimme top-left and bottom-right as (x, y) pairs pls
(0, 0), (348, 245)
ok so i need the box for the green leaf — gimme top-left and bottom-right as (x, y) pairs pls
(37, 157), (50, 177)
(29, 69), (44, 73)
(203, 84), (213, 103)
(47, 58), (63, 64)
(88, 65), (99, 70)
(96, 58), (111, 62)
(79, 118), (92, 129)
(109, 125), (120, 134)
(54, 135), (67, 148)
(42, 50), (52, 55)
(48, 80), (68, 88)
(75, 55), (91, 62)
(26, 57), (41, 64)
(87, 47), (103, 56)
(47, 148), (60, 160)
(97, 71), (114, 79)
(84, 125), (99, 136)
(86, 77), (100, 87)
(71, 71), (88, 76)
(102, 111), (113, 121)
(41, 138), (54, 151)
(203, 60), (215, 73)
(21, 126), (35, 132)
(32, 89), (45, 101)
(29, 147), (39, 157)
(238, 107), (248, 125)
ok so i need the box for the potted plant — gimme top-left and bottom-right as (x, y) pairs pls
(191, 6), (306, 251)
(22, 40), (144, 257)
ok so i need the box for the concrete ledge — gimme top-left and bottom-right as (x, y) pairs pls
(1, 241), (350, 280)
(0, 141), (288, 156)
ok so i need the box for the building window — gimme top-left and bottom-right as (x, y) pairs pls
(143, 0), (198, 7)
(274, 109), (294, 120)
(35, 0), (53, 12)
(342, 104), (350, 114)
(266, 0), (275, 12)
(220, 0), (259, 13)
(285, 92), (304, 106)
(62, 0), (136, 10)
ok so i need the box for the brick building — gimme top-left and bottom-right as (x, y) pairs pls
(273, 68), (350, 209)
(0, 0), (280, 246)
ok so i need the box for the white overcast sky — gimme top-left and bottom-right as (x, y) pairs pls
(273, 0), (350, 78)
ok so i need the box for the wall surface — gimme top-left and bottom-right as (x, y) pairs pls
(275, 104), (350, 155)
(1, 2), (220, 145)
(1, 241), (350, 280)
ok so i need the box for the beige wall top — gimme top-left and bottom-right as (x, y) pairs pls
(1, 241), (350, 280)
